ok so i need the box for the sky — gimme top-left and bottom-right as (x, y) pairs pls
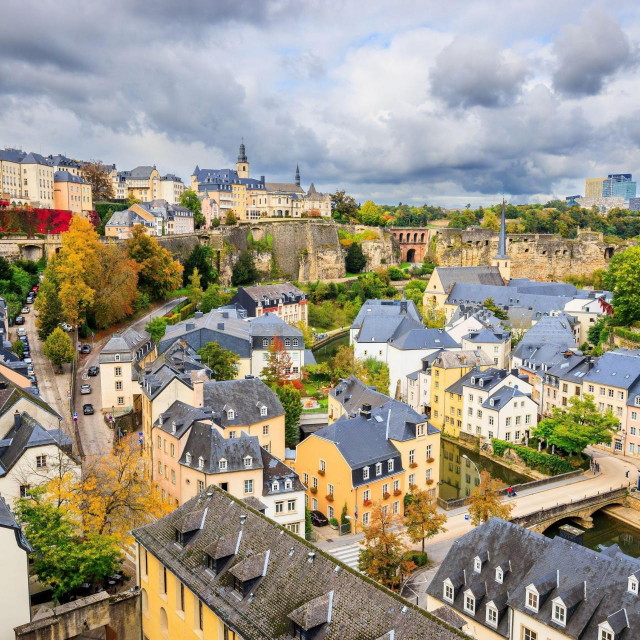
(1, 0), (639, 208)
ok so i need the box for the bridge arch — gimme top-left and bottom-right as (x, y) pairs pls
(21, 244), (44, 261)
(533, 500), (627, 534)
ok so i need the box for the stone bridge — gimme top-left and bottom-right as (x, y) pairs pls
(0, 234), (63, 261)
(388, 227), (432, 263)
(511, 486), (629, 534)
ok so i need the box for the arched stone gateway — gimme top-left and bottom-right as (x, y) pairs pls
(604, 246), (614, 260)
(21, 244), (44, 261)
(389, 227), (431, 264)
(406, 248), (416, 263)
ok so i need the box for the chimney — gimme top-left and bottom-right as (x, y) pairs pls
(186, 322), (196, 331)
(193, 378), (204, 408)
(360, 403), (372, 419)
(171, 421), (177, 435)
(217, 322), (225, 330)
(194, 311), (203, 319)
(13, 410), (21, 430)
(400, 299), (408, 314)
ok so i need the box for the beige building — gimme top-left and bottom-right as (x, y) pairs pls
(230, 283), (308, 326)
(53, 170), (93, 215)
(110, 165), (161, 202)
(585, 176), (606, 198)
(20, 152), (54, 208)
(0, 148), (26, 204)
(157, 174), (185, 205)
(0, 496), (31, 639)
(461, 327), (511, 368)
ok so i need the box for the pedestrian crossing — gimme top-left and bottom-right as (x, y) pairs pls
(328, 543), (361, 570)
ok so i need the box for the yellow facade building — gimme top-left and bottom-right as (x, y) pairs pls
(53, 170), (93, 215)
(293, 399), (440, 531)
(585, 176), (606, 198)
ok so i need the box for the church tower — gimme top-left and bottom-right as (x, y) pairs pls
(492, 199), (511, 283)
(295, 164), (300, 187)
(236, 140), (249, 178)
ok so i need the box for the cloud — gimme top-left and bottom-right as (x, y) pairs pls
(552, 10), (633, 96)
(430, 38), (529, 108)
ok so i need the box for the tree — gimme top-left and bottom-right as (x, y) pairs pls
(82, 161), (114, 201)
(200, 284), (232, 313)
(467, 471), (514, 525)
(481, 210), (500, 231)
(145, 316), (168, 343)
(423, 297), (447, 328)
(358, 503), (415, 591)
(275, 383), (302, 448)
(363, 357), (390, 395)
(534, 394), (619, 455)
(331, 190), (359, 222)
(295, 321), (315, 349)
(12, 339), (24, 358)
(231, 250), (259, 286)
(187, 267), (204, 307)
(0, 256), (12, 281)
(34, 267), (63, 340)
(358, 200), (382, 226)
(404, 488), (447, 553)
(225, 210), (238, 225)
(604, 246), (640, 324)
(345, 242), (366, 273)
(588, 317), (607, 346)
(483, 297), (508, 320)
(14, 487), (122, 604)
(43, 327), (75, 372)
(262, 338), (293, 386)
(179, 189), (204, 228)
(182, 245), (217, 289)
(126, 225), (183, 298)
(197, 342), (239, 381)
(305, 506), (313, 541)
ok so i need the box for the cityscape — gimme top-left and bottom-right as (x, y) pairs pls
(2, 3), (640, 640)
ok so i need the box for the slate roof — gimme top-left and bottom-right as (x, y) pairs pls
(100, 328), (152, 359)
(260, 448), (305, 496)
(356, 314), (423, 344)
(202, 378), (283, 428)
(435, 266), (505, 292)
(351, 299), (422, 330)
(519, 314), (577, 348)
(462, 327), (510, 344)
(104, 209), (154, 230)
(0, 494), (31, 553)
(249, 313), (304, 339)
(0, 148), (26, 163)
(584, 349), (640, 390)
(0, 413), (73, 477)
(433, 350), (494, 370)
(481, 386), (528, 409)
(329, 375), (389, 415)
(21, 152), (48, 166)
(265, 181), (305, 194)
(236, 283), (305, 303)
(513, 342), (574, 374)
(155, 401), (213, 439)
(128, 165), (156, 179)
(428, 518), (640, 640)
(445, 367), (512, 396)
(53, 170), (87, 184)
(0, 374), (62, 424)
(545, 354), (594, 385)
(390, 327), (459, 351)
(133, 485), (464, 640)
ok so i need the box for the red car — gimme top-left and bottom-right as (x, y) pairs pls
(31, 286), (39, 292)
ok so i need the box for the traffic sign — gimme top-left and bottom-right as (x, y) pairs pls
(464, 514), (470, 521)
(139, 432), (143, 437)
(73, 412), (78, 422)
(91, 332), (95, 339)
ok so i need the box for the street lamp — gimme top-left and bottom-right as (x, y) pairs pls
(462, 454), (481, 484)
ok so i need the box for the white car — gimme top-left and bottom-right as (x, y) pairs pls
(59, 323), (73, 332)
(23, 357), (32, 364)
(17, 328), (26, 336)
(80, 384), (92, 395)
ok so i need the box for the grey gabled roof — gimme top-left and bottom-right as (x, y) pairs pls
(0, 494), (31, 553)
(132, 486), (463, 640)
(584, 349), (640, 390)
(329, 375), (390, 415)
(128, 165), (156, 179)
(102, 327), (151, 354)
(265, 182), (305, 194)
(445, 367), (507, 396)
(21, 152), (48, 166)
(261, 448), (305, 496)
(238, 283), (305, 302)
(351, 298), (422, 330)
(519, 314), (577, 348)
(436, 266), (505, 292)
(155, 401), (213, 439)
(390, 327), (459, 350)
(463, 327), (510, 344)
(481, 386), (528, 410)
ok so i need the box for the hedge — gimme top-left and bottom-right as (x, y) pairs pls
(403, 551), (428, 567)
(614, 327), (640, 344)
(491, 439), (577, 475)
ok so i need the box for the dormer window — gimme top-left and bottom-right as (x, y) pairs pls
(271, 481), (279, 491)
(285, 479), (292, 490)
(363, 466), (370, 480)
(464, 593), (475, 615)
(375, 462), (382, 476)
(244, 456), (253, 468)
(227, 409), (235, 420)
(186, 452), (192, 465)
(525, 587), (539, 612)
(474, 557), (482, 573)
(635, 396), (640, 407)
(599, 628), (614, 640)
(198, 456), (204, 470)
(479, 379), (484, 387)
(260, 406), (267, 417)
(387, 459), (394, 472)
(495, 568), (503, 584)
(486, 604), (498, 627)
(628, 575), (638, 594)
(471, 377), (475, 384)
(115, 354), (120, 361)
(552, 600), (566, 626)
(443, 581), (454, 603)
(219, 458), (227, 471)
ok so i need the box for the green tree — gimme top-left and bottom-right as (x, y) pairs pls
(200, 284), (231, 313)
(187, 267), (204, 307)
(14, 487), (123, 603)
(295, 321), (315, 349)
(225, 210), (238, 225)
(588, 317), (607, 346)
(182, 245), (217, 289)
(305, 506), (313, 540)
(0, 256), (12, 281)
(423, 298), (446, 328)
(34, 272), (63, 340)
(275, 383), (303, 449)
(83, 161), (115, 201)
(483, 297), (508, 320)
(604, 245), (640, 324)
(197, 342), (239, 381)
(481, 210), (500, 231)
(330, 190), (359, 223)
(43, 327), (75, 372)
(358, 200), (382, 226)
(12, 339), (24, 358)
(345, 242), (366, 273)
(534, 394), (619, 455)
(145, 316), (168, 343)
(363, 357), (390, 395)
(404, 488), (447, 553)
(179, 189), (204, 228)
(231, 250), (259, 286)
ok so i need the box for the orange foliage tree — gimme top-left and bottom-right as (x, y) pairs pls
(467, 470), (514, 525)
(262, 337), (293, 386)
(404, 488), (447, 553)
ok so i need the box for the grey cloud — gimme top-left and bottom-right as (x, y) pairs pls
(552, 10), (632, 96)
(429, 38), (528, 108)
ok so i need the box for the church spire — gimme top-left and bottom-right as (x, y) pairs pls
(237, 138), (247, 163)
(295, 163), (300, 187)
(495, 198), (508, 259)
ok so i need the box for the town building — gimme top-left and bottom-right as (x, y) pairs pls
(53, 170), (93, 216)
(406, 351), (443, 415)
(230, 283), (308, 326)
(430, 350), (494, 435)
(20, 152), (55, 208)
(461, 327), (511, 368)
(0, 148), (27, 204)
(104, 209), (155, 238)
(110, 165), (161, 202)
(157, 173), (185, 204)
(585, 176), (607, 198)
(45, 153), (84, 177)
(424, 266), (505, 312)
(132, 485), (462, 640)
(0, 372), (63, 431)
(541, 352), (593, 415)
(328, 375), (389, 424)
(0, 495), (31, 639)
(293, 398), (440, 531)
(445, 307), (502, 343)
(0, 412), (80, 504)
(427, 517), (640, 640)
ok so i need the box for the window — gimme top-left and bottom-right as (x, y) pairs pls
(328, 505), (334, 520)
(115, 354), (120, 361)
(227, 409), (235, 420)
(177, 581), (185, 612)
(488, 415), (494, 426)
(409, 449), (415, 464)
(171, 470), (176, 484)
(244, 479), (253, 494)
(588, 384), (595, 393)
(417, 424), (424, 436)
(118, 397), (124, 405)
(312, 498), (318, 510)
(553, 602), (566, 626)
(115, 381), (122, 390)
(157, 436), (162, 449)
(393, 479), (399, 492)
(443, 583), (454, 602)
(303, 472), (308, 485)
(115, 366), (122, 376)
(285, 479), (292, 490)
(464, 594), (475, 615)
(244, 456), (253, 468)
(327, 484), (334, 496)
(262, 424), (269, 434)
(522, 628), (537, 640)
(197, 480), (204, 493)
(526, 589), (538, 611)
(229, 431), (236, 439)
(320, 459), (326, 473)
(158, 461), (163, 475)
(171, 443), (175, 457)
(197, 599), (203, 631)
(387, 459), (394, 472)
(36, 455), (47, 468)
(287, 499), (296, 511)
(263, 338), (268, 347)
(375, 462), (382, 476)
(505, 432), (511, 441)
(362, 512), (370, 526)
(495, 568), (503, 583)
(628, 576), (638, 594)
(608, 388), (614, 398)
(312, 477), (318, 489)
(408, 473), (415, 486)
(160, 566), (167, 594)
(363, 466), (370, 480)
(363, 489), (370, 502)
(474, 557), (482, 572)
(382, 483), (389, 496)
(260, 407), (268, 417)
(486, 605), (497, 626)
(426, 468), (432, 480)
(219, 458), (227, 471)
(525, 414), (531, 424)
(275, 501), (284, 513)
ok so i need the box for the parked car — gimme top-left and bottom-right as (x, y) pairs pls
(26, 296), (34, 305)
(23, 357), (32, 364)
(20, 307), (29, 314)
(27, 366), (34, 376)
(30, 386), (39, 395)
(59, 322), (72, 332)
(19, 335), (28, 343)
(31, 285), (38, 292)
(28, 375), (37, 386)
(310, 510), (329, 527)
(87, 366), (100, 376)
(14, 316), (24, 325)
(80, 344), (91, 354)
(80, 384), (91, 395)
(83, 404), (94, 415)
(17, 328), (26, 336)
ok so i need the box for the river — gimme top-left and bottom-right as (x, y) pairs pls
(313, 333), (349, 364)
(439, 439), (531, 501)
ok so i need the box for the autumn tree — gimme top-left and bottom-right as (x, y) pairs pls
(179, 189), (205, 228)
(275, 383), (302, 448)
(481, 210), (500, 231)
(262, 338), (293, 386)
(43, 327), (75, 372)
(467, 470), (514, 525)
(423, 297), (447, 328)
(363, 357), (390, 395)
(82, 161), (114, 201)
(187, 267), (204, 307)
(225, 210), (238, 225)
(404, 488), (447, 553)
(145, 316), (168, 343)
(358, 503), (415, 591)
(126, 225), (183, 298)
(34, 265), (63, 340)
(330, 190), (359, 222)
(295, 321), (315, 349)
(197, 342), (239, 380)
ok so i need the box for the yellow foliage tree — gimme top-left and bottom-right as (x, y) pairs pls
(467, 470), (514, 525)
